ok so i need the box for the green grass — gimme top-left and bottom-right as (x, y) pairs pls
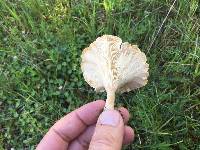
(0, 0), (200, 149)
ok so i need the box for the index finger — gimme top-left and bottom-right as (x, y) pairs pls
(36, 100), (105, 150)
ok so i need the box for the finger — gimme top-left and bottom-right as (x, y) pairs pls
(68, 125), (95, 150)
(123, 126), (135, 145)
(69, 124), (134, 150)
(89, 110), (124, 150)
(118, 107), (130, 124)
(36, 100), (105, 150)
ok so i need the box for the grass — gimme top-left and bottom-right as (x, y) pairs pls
(0, 0), (199, 149)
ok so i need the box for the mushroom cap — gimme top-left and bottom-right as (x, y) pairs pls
(81, 35), (149, 93)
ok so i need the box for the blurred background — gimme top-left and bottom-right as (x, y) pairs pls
(0, 0), (199, 149)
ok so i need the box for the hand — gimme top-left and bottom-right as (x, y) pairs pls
(36, 100), (134, 150)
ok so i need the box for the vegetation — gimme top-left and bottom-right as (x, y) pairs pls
(0, 0), (199, 149)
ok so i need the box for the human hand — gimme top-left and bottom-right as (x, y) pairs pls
(36, 100), (134, 150)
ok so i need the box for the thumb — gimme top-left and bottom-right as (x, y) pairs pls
(89, 110), (124, 150)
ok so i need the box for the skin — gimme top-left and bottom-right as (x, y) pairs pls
(36, 100), (134, 150)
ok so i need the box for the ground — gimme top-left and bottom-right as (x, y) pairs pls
(0, 0), (200, 149)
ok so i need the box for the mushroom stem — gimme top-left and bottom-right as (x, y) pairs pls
(105, 90), (115, 110)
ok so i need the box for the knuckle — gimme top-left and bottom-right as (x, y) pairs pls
(77, 137), (89, 149)
(90, 134), (116, 149)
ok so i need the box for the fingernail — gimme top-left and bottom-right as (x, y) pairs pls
(98, 110), (120, 126)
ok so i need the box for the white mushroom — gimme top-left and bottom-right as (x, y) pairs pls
(81, 35), (149, 110)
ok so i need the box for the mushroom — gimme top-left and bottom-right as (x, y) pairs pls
(81, 35), (149, 110)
